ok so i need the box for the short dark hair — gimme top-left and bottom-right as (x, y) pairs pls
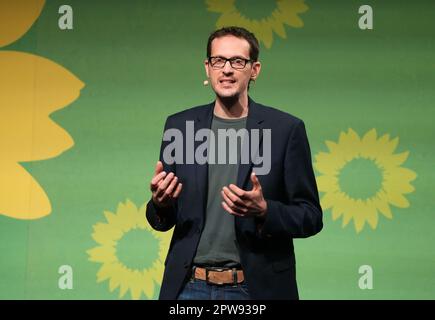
(207, 26), (260, 61)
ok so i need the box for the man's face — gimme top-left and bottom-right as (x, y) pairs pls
(205, 35), (261, 99)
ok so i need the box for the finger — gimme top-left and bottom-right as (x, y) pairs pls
(222, 201), (245, 217)
(223, 187), (246, 207)
(150, 171), (167, 191)
(221, 190), (247, 213)
(228, 184), (246, 198)
(172, 183), (183, 199)
(154, 161), (164, 175)
(165, 176), (178, 196)
(155, 172), (175, 197)
(160, 176), (178, 200)
(250, 172), (261, 191)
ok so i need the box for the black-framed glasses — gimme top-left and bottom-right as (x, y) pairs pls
(208, 56), (252, 70)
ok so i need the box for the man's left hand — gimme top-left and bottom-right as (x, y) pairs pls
(221, 172), (267, 219)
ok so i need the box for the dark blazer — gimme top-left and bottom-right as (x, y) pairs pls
(146, 98), (323, 300)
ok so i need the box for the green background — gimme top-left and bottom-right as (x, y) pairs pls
(1, 0), (434, 299)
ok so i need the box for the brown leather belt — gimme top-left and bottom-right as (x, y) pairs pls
(192, 267), (244, 285)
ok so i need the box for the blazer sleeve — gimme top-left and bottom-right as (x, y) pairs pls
(259, 120), (323, 239)
(146, 116), (177, 232)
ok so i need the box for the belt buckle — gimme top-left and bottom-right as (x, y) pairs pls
(205, 267), (239, 286)
(205, 267), (225, 286)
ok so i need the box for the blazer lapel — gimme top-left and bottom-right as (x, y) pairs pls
(236, 97), (265, 189)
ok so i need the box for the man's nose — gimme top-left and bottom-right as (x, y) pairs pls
(222, 60), (234, 74)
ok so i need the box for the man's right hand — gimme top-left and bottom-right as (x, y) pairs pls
(150, 161), (182, 209)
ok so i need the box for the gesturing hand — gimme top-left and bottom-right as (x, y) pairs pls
(221, 172), (267, 218)
(150, 161), (182, 209)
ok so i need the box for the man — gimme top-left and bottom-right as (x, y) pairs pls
(146, 26), (322, 300)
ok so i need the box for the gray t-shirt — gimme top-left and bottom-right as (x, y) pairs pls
(193, 114), (247, 267)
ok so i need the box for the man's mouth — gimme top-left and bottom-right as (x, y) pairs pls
(219, 79), (236, 84)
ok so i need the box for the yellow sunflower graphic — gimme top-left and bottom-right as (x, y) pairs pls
(87, 200), (173, 300)
(314, 128), (417, 233)
(206, 0), (308, 48)
(0, 0), (84, 219)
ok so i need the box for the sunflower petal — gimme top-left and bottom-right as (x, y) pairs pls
(206, 0), (234, 13)
(96, 262), (118, 283)
(331, 204), (343, 220)
(277, 0), (308, 27)
(365, 200), (378, 229)
(141, 270), (155, 299)
(384, 167), (417, 194)
(92, 223), (123, 246)
(381, 151), (409, 167)
(380, 136), (399, 155)
(87, 246), (117, 263)
(352, 200), (366, 233)
(342, 210), (353, 227)
(270, 11), (286, 38)
(316, 175), (339, 193)
(129, 271), (145, 300)
(387, 192), (410, 208)
(373, 192), (393, 219)
(118, 281), (129, 298)
(314, 152), (342, 175)
(360, 129), (378, 158)
(0, 0), (46, 47)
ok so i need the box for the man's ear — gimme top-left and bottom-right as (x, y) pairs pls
(251, 61), (261, 81)
(204, 59), (210, 78)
